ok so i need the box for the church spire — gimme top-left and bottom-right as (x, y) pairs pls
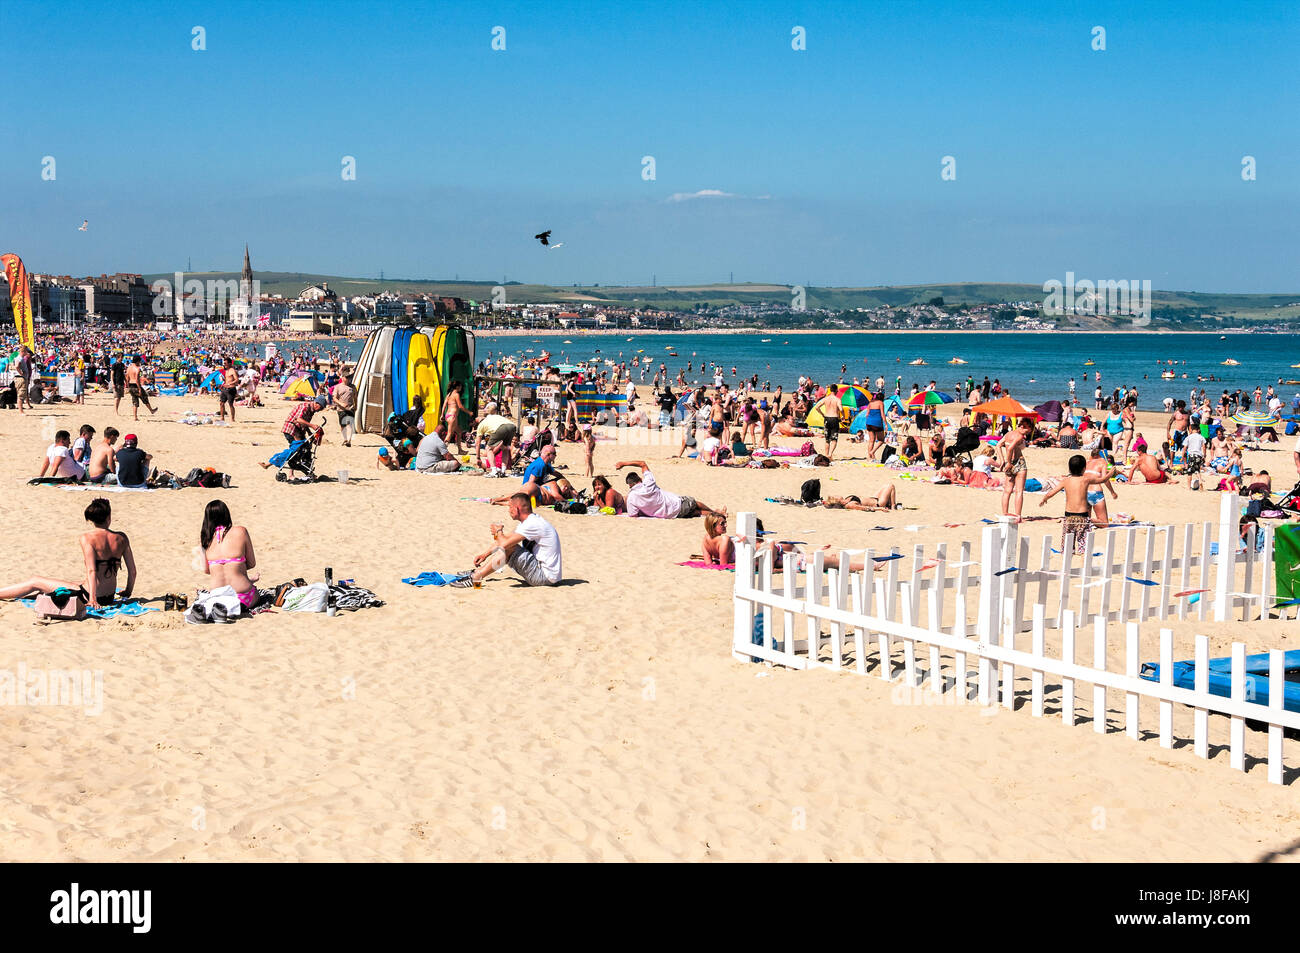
(241, 244), (252, 285)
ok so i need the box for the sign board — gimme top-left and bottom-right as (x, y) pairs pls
(536, 385), (559, 405)
(57, 372), (76, 398)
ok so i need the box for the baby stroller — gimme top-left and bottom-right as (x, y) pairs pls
(271, 430), (322, 482)
(950, 426), (981, 467)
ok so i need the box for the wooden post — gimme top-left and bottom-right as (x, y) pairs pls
(1193, 634), (1209, 760)
(731, 512), (758, 661)
(1269, 649), (1284, 785)
(1061, 610), (1076, 727)
(1229, 642), (1246, 771)
(1125, 622), (1140, 740)
(1158, 628), (1173, 748)
(1092, 615), (1107, 734)
(1214, 493), (1238, 622)
(1031, 603), (1045, 717)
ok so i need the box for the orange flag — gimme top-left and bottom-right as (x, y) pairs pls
(1, 254), (35, 351)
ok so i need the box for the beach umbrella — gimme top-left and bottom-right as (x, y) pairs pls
(1034, 400), (1064, 422)
(906, 390), (947, 411)
(972, 396), (1038, 420)
(839, 385), (871, 411)
(1230, 409), (1280, 428)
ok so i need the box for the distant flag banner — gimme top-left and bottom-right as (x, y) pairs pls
(257, 313), (271, 328)
(1, 253), (35, 351)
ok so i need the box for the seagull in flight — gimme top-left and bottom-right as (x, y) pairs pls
(534, 230), (552, 246)
(78, 220), (88, 231)
(549, 242), (564, 250)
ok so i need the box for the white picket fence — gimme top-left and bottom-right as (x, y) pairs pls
(731, 495), (1299, 785)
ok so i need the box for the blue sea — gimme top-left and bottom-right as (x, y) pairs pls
(299, 331), (1300, 412)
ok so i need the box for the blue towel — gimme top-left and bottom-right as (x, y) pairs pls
(401, 571), (470, 587)
(19, 598), (159, 618)
(269, 441), (308, 468)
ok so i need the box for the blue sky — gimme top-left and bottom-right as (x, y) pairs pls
(3, 0), (1296, 291)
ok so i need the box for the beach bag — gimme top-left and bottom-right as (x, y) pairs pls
(799, 440), (814, 457)
(33, 587), (87, 621)
(800, 479), (821, 504)
(1024, 477), (1042, 492)
(281, 583), (328, 612)
(554, 500), (588, 515)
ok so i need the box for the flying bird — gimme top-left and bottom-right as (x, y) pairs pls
(549, 242), (564, 250)
(78, 220), (88, 231)
(534, 230), (551, 246)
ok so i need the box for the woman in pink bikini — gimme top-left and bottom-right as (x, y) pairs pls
(200, 500), (259, 609)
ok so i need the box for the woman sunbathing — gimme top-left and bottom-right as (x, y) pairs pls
(0, 497), (135, 609)
(591, 475), (625, 513)
(200, 499), (260, 611)
(823, 486), (898, 511)
(701, 513), (735, 564)
(937, 456), (973, 484)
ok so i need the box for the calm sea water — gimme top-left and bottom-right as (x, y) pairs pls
(300, 331), (1300, 412)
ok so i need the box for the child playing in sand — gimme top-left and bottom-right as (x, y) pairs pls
(1037, 454), (1110, 555)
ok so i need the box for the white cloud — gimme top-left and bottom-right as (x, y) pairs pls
(666, 189), (736, 202)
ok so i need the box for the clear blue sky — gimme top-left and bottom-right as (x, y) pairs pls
(3, 0), (1296, 291)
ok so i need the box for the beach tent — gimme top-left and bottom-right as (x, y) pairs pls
(883, 394), (908, 416)
(279, 371), (308, 393)
(673, 393), (692, 423)
(1033, 400), (1064, 422)
(283, 376), (318, 401)
(199, 371), (223, 391)
(972, 396), (1038, 420)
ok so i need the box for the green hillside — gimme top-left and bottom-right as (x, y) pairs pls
(142, 273), (1300, 321)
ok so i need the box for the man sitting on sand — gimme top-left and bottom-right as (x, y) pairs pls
(87, 427), (120, 484)
(1125, 448), (1176, 485)
(496, 443), (573, 504)
(453, 493), (562, 588)
(1038, 454), (1111, 555)
(616, 459), (725, 519)
(38, 430), (86, 481)
(115, 434), (152, 488)
(415, 423), (461, 474)
(0, 497), (136, 609)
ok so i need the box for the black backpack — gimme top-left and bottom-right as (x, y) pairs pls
(800, 479), (821, 504)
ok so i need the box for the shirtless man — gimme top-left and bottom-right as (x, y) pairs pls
(123, 356), (157, 420)
(996, 418), (1034, 520)
(1038, 454), (1110, 555)
(87, 426), (120, 484)
(1165, 399), (1190, 453)
(1126, 449), (1177, 485)
(814, 384), (842, 459)
(0, 497), (136, 609)
(219, 357), (239, 422)
(1083, 448), (1117, 526)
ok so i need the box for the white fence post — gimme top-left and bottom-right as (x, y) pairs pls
(1214, 493), (1238, 622)
(731, 511), (757, 661)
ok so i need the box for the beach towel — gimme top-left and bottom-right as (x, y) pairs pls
(402, 571), (471, 587)
(57, 483), (153, 493)
(676, 561), (735, 571)
(1273, 524), (1300, 602)
(19, 597), (158, 619)
(159, 385), (188, 397)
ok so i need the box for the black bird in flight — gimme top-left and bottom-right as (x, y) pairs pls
(534, 230), (551, 246)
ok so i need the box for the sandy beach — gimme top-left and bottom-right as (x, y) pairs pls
(0, 391), (1295, 862)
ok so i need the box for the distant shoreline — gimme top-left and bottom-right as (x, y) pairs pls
(469, 326), (1252, 337)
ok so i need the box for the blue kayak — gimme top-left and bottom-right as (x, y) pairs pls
(1140, 649), (1300, 713)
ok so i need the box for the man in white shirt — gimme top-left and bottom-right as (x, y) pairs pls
(456, 494), (561, 588)
(38, 429), (86, 480)
(615, 460), (725, 519)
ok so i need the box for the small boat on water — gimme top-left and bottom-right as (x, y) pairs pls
(908, 358), (927, 366)
(948, 357), (967, 365)
(1083, 360), (1095, 366)
(761, 338), (771, 343)
(1221, 359), (1240, 366)
(1161, 371), (1175, 379)
(1290, 363), (1300, 368)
